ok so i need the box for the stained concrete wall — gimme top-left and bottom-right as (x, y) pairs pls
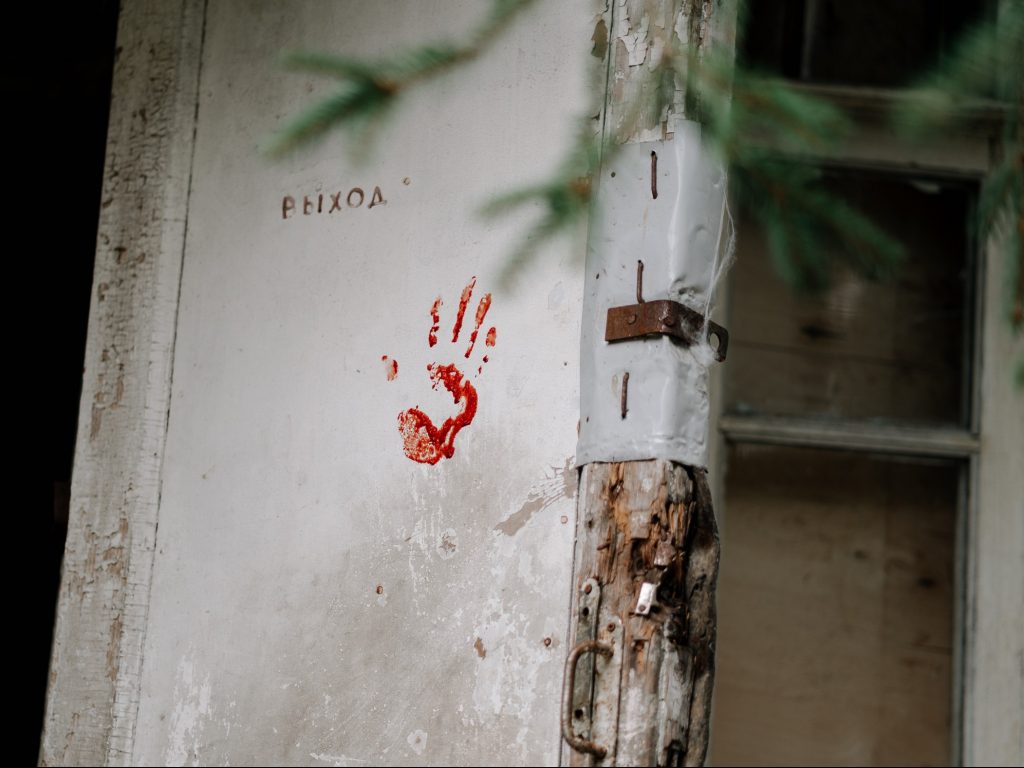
(130, 2), (594, 764)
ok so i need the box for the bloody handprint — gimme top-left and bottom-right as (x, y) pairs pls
(386, 278), (496, 465)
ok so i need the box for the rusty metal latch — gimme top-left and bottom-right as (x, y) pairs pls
(605, 260), (729, 362)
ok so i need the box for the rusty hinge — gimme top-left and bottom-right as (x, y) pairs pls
(605, 260), (728, 362)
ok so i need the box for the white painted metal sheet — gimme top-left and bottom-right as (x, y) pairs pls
(131, 2), (593, 765)
(577, 124), (727, 469)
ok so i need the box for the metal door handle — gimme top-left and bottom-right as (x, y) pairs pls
(561, 639), (613, 759)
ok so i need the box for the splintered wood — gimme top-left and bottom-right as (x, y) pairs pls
(565, 460), (720, 767)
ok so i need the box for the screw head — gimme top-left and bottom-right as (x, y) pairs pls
(583, 583), (593, 594)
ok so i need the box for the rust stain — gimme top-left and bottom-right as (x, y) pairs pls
(495, 457), (576, 536)
(89, 366), (125, 441)
(606, 463), (631, 536)
(114, 246), (145, 265)
(437, 530), (457, 558)
(90, 403), (104, 441)
(474, 637), (486, 659)
(106, 613), (123, 682)
(65, 513), (132, 696)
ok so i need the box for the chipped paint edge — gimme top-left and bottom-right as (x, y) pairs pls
(40, 1), (206, 765)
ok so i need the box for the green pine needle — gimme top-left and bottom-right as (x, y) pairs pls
(265, 86), (390, 157)
(281, 51), (380, 82)
(267, 0), (535, 157)
(269, 0), (1019, 376)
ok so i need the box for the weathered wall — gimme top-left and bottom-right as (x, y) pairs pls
(126, 2), (595, 765)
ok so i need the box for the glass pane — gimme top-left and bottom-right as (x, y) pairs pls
(726, 172), (972, 426)
(711, 444), (957, 766)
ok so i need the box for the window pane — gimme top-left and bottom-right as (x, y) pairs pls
(711, 444), (957, 766)
(741, 0), (990, 89)
(726, 172), (972, 426)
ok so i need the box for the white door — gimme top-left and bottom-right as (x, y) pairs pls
(64, 2), (596, 765)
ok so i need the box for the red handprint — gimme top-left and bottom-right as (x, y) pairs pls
(385, 278), (496, 465)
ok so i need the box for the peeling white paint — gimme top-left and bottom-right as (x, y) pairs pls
(620, 31), (650, 67)
(547, 281), (566, 311)
(470, 601), (547, 727)
(309, 753), (369, 766)
(494, 458), (575, 537)
(406, 730), (428, 756)
(165, 652), (213, 767)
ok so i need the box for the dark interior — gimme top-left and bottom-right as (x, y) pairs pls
(9, 2), (120, 761)
(741, 0), (991, 88)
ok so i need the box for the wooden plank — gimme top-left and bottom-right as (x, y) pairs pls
(40, 1), (205, 764)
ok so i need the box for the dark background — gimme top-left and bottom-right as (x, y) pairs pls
(8, 2), (120, 762)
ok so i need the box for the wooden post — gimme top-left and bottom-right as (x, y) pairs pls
(563, 1), (734, 765)
(566, 461), (719, 766)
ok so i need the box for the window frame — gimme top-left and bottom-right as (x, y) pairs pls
(708, 81), (1023, 766)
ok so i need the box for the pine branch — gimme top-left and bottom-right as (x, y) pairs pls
(480, 132), (606, 288)
(281, 52), (380, 83)
(266, 0), (536, 157)
(265, 86), (392, 157)
(895, 5), (1023, 132)
(891, 2), (1023, 373)
(733, 159), (903, 293)
(695, 49), (903, 293)
(268, 0), (1019, 378)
